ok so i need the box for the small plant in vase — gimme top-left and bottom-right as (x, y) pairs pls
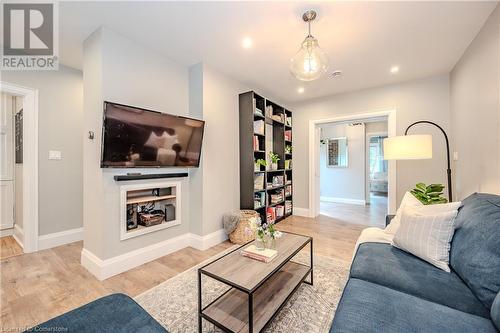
(246, 217), (283, 251)
(285, 145), (293, 154)
(266, 222), (283, 250)
(268, 152), (280, 171)
(254, 158), (267, 172)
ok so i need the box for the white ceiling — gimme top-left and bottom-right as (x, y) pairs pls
(59, 1), (497, 103)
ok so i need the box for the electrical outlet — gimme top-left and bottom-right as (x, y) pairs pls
(48, 150), (62, 160)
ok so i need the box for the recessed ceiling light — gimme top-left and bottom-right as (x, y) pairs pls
(297, 87), (305, 94)
(390, 66), (400, 74)
(242, 37), (253, 49)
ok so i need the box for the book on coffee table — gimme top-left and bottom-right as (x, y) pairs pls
(241, 245), (278, 263)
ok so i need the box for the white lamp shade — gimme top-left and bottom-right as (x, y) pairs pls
(383, 135), (432, 160)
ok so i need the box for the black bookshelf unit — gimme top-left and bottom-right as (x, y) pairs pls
(239, 91), (293, 224)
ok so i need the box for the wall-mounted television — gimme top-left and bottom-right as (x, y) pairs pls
(100, 101), (205, 168)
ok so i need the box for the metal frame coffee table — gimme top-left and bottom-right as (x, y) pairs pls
(198, 231), (313, 333)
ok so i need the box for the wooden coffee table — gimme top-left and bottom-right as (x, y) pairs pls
(198, 232), (313, 333)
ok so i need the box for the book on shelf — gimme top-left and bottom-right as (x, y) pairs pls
(253, 99), (264, 117)
(241, 245), (278, 263)
(270, 189), (284, 205)
(254, 174), (265, 191)
(265, 105), (273, 118)
(285, 185), (292, 197)
(254, 192), (265, 209)
(285, 115), (292, 127)
(266, 207), (276, 223)
(272, 175), (284, 187)
(285, 160), (292, 170)
(253, 135), (261, 151)
(254, 120), (265, 135)
(284, 130), (292, 141)
(271, 114), (285, 123)
(275, 205), (284, 218)
(285, 200), (293, 214)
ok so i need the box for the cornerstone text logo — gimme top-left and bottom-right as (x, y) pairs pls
(2, 2), (58, 70)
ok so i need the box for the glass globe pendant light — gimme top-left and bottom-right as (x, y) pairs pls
(290, 10), (329, 81)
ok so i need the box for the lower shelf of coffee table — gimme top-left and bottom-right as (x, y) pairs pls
(202, 261), (310, 333)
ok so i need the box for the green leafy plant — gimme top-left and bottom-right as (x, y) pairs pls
(285, 145), (293, 154)
(255, 159), (267, 167)
(268, 152), (280, 163)
(411, 183), (448, 205)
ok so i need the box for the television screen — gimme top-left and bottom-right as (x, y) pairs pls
(101, 102), (204, 168)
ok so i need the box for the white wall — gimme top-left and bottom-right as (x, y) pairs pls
(188, 64), (204, 236)
(2, 66), (83, 236)
(292, 75), (451, 211)
(83, 27), (191, 260)
(450, 5), (500, 199)
(319, 123), (365, 202)
(199, 65), (247, 234)
(365, 121), (388, 134)
(189, 63), (249, 235)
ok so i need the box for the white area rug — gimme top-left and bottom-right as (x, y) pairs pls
(135, 248), (350, 333)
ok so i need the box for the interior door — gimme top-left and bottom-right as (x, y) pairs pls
(0, 93), (14, 230)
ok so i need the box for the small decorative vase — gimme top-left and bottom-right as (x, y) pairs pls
(255, 236), (266, 250)
(271, 162), (278, 171)
(254, 163), (260, 172)
(268, 237), (277, 250)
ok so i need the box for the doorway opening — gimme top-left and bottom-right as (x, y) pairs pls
(0, 82), (39, 255)
(0, 93), (24, 258)
(308, 110), (396, 226)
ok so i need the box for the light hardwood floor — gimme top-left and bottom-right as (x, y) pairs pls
(320, 193), (387, 228)
(0, 236), (23, 260)
(0, 212), (371, 330)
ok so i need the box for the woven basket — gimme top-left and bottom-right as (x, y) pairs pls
(229, 210), (259, 244)
(139, 213), (164, 227)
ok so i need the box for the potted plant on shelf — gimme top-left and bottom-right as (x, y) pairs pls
(255, 159), (267, 172)
(285, 145), (293, 154)
(268, 152), (280, 171)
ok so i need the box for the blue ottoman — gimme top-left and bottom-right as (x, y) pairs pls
(25, 293), (167, 333)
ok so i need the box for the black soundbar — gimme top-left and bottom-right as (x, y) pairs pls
(113, 173), (189, 181)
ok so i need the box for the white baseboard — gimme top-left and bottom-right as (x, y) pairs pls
(13, 224), (24, 248)
(0, 228), (14, 237)
(81, 230), (227, 281)
(293, 207), (311, 217)
(38, 227), (83, 251)
(189, 229), (227, 251)
(320, 196), (366, 205)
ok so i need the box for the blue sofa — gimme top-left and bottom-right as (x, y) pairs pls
(331, 193), (500, 333)
(25, 293), (166, 333)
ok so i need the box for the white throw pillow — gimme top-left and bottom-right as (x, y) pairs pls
(385, 192), (423, 235)
(392, 202), (461, 272)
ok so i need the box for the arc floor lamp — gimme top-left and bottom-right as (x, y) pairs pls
(383, 121), (453, 201)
